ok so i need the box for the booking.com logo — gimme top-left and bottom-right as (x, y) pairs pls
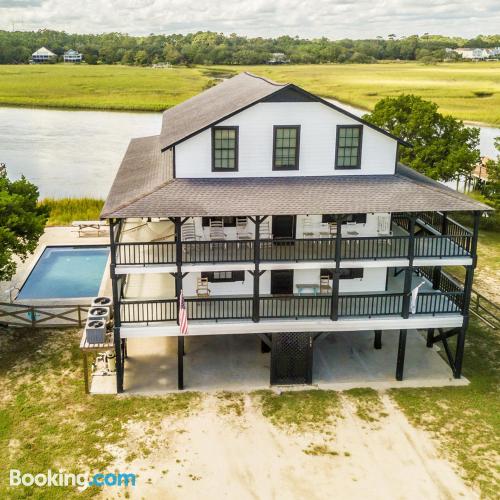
(10, 469), (136, 490)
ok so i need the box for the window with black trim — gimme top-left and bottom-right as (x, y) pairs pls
(320, 268), (364, 280)
(322, 214), (366, 224)
(335, 125), (362, 169)
(201, 271), (245, 283)
(202, 217), (236, 227)
(273, 126), (300, 170)
(212, 127), (238, 171)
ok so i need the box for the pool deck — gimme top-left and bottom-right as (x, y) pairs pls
(0, 226), (111, 304)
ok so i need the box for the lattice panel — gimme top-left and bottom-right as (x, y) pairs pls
(271, 333), (313, 385)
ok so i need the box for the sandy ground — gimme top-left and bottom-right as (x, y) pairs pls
(100, 393), (477, 500)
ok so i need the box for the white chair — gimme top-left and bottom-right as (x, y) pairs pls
(377, 214), (393, 236)
(182, 220), (200, 241)
(302, 219), (315, 238)
(209, 219), (227, 241)
(236, 217), (252, 240)
(196, 277), (211, 298)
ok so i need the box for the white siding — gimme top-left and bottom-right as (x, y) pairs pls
(175, 102), (397, 178)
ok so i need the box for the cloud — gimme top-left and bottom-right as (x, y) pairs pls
(0, 0), (499, 38)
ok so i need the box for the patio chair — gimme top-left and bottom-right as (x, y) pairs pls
(328, 222), (338, 237)
(377, 214), (393, 236)
(259, 220), (273, 246)
(320, 275), (332, 294)
(302, 218), (315, 238)
(209, 219), (227, 241)
(236, 217), (253, 240)
(196, 277), (211, 298)
(182, 220), (200, 241)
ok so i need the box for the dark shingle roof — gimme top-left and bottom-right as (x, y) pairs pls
(160, 73), (286, 150)
(101, 135), (172, 218)
(100, 151), (491, 218)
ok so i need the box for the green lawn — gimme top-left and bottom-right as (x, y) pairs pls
(0, 62), (499, 124)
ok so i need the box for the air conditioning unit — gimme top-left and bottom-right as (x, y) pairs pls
(85, 319), (106, 344)
(91, 297), (113, 317)
(88, 306), (110, 322)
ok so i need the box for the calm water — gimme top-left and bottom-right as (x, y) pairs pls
(0, 105), (497, 198)
(0, 107), (161, 198)
(16, 246), (110, 299)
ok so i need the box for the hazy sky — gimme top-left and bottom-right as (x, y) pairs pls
(0, 0), (499, 38)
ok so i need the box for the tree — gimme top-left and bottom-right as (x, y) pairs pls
(363, 94), (480, 181)
(0, 166), (49, 281)
(484, 137), (500, 209)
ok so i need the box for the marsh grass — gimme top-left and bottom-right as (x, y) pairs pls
(253, 390), (340, 431)
(0, 327), (200, 499)
(390, 319), (500, 498)
(0, 62), (499, 124)
(40, 198), (104, 226)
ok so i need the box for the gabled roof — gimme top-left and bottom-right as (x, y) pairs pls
(159, 72), (410, 151)
(32, 46), (56, 57)
(100, 135), (491, 219)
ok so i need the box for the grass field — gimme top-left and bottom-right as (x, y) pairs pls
(40, 198), (105, 226)
(0, 62), (499, 124)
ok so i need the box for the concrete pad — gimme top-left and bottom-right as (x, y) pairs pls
(90, 373), (117, 394)
(122, 329), (467, 394)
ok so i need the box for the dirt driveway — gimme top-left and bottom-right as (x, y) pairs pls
(102, 392), (476, 500)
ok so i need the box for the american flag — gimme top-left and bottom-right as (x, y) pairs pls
(178, 289), (188, 335)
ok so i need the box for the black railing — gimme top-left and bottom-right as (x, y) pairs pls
(415, 292), (463, 315)
(340, 237), (409, 260)
(339, 293), (404, 317)
(414, 235), (470, 257)
(119, 290), (464, 324)
(260, 295), (331, 318)
(115, 242), (176, 265)
(121, 299), (177, 323)
(259, 238), (336, 261)
(186, 297), (253, 320)
(182, 240), (254, 263)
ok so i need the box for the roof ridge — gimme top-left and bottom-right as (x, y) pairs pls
(243, 71), (287, 87)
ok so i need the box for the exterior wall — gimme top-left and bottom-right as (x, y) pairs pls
(175, 102), (397, 178)
(182, 266), (387, 297)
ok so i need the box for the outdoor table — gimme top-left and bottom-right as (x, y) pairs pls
(296, 283), (320, 295)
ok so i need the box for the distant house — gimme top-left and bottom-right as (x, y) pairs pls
(63, 49), (83, 63)
(31, 47), (57, 63)
(448, 47), (500, 60)
(268, 52), (289, 64)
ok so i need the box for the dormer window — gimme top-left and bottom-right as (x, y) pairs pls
(335, 125), (363, 169)
(212, 126), (238, 171)
(273, 126), (300, 170)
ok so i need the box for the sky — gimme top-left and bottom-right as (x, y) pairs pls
(0, 0), (499, 39)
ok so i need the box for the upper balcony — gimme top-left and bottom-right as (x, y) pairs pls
(112, 212), (473, 272)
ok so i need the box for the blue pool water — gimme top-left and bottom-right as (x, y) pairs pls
(17, 246), (110, 300)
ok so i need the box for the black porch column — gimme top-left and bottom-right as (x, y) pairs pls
(402, 214), (417, 319)
(109, 219), (124, 393)
(426, 328), (434, 347)
(396, 329), (407, 381)
(432, 213), (448, 289)
(173, 217), (184, 389)
(330, 214), (343, 321)
(454, 211), (481, 379)
(253, 216), (261, 323)
(374, 330), (382, 349)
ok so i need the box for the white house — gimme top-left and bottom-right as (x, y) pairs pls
(31, 47), (56, 63)
(100, 72), (490, 392)
(63, 49), (83, 63)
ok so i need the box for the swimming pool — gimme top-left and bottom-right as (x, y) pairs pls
(16, 246), (110, 300)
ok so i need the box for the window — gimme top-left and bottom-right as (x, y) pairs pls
(201, 217), (236, 227)
(322, 214), (366, 224)
(201, 271), (245, 283)
(335, 125), (363, 169)
(273, 126), (300, 170)
(320, 268), (364, 280)
(212, 127), (238, 171)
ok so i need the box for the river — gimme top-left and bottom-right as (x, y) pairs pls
(0, 105), (497, 198)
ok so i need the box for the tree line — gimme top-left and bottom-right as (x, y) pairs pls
(0, 30), (499, 65)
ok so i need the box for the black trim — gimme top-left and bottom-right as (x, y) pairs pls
(272, 125), (300, 170)
(335, 125), (363, 170)
(321, 268), (364, 280)
(212, 126), (239, 172)
(201, 271), (245, 283)
(202, 216), (237, 227)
